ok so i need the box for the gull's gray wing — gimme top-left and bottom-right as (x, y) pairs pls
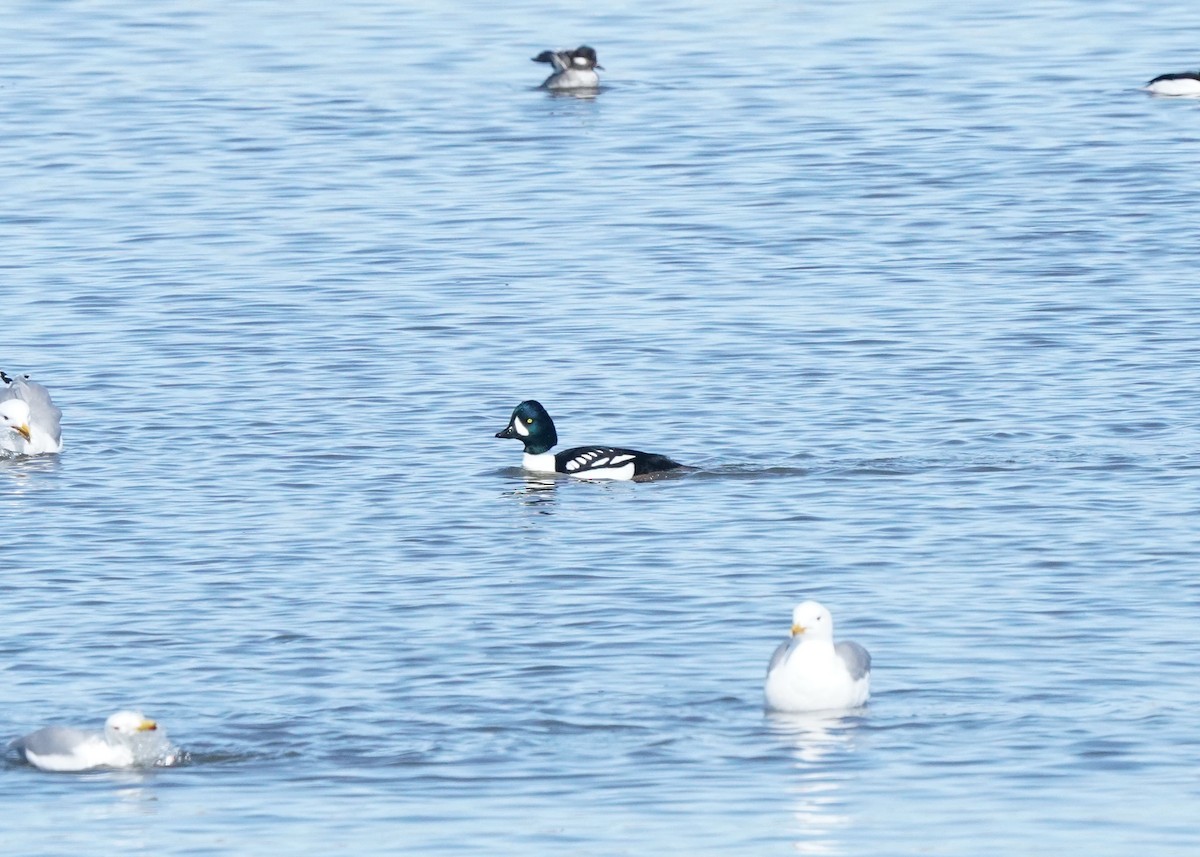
(12, 725), (90, 758)
(835, 641), (871, 681)
(767, 636), (797, 674)
(7, 376), (62, 445)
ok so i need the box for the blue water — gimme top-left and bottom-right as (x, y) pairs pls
(3, 0), (1200, 853)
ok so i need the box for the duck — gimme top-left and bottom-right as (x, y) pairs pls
(0, 371), (63, 455)
(12, 710), (167, 771)
(532, 45), (603, 90)
(764, 601), (871, 713)
(1145, 71), (1200, 96)
(495, 399), (683, 480)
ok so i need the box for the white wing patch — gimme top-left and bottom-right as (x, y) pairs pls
(558, 448), (639, 480)
(566, 449), (609, 471)
(561, 451), (624, 470)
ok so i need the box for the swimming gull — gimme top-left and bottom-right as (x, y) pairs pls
(12, 710), (176, 771)
(0, 371), (63, 455)
(764, 601), (871, 712)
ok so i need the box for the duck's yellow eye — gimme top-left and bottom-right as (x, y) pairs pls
(526, 418), (534, 424)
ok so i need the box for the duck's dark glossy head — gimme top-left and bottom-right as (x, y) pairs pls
(495, 400), (559, 454)
(568, 45), (602, 70)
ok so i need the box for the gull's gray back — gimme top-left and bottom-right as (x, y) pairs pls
(835, 641), (871, 681)
(12, 725), (89, 757)
(3, 376), (62, 444)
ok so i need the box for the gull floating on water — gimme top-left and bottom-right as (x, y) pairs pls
(11, 710), (175, 772)
(0, 371), (63, 455)
(764, 601), (871, 713)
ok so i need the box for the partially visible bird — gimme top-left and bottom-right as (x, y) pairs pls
(1145, 70), (1200, 97)
(0, 371), (63, 455)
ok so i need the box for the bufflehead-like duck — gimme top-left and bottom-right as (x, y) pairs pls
(1145, 70), (1200, 96)
(495, 399), (683, 481)
(764, 601), (871, 713)
(532, 45), (603, 90)
(0, 370), (63, 455)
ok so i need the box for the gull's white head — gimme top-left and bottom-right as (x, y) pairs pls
(105, 710), (158, 738)
(790, 600), (834, 641)
(0, 399), (32, 441)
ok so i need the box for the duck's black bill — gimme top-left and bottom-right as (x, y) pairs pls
(495, 426), (516, 439)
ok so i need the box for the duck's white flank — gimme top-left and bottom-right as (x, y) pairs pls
(571, 462), (636, 480)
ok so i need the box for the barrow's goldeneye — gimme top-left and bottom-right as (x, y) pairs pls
(495, 399), (683, 481)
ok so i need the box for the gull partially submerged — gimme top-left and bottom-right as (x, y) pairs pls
(12, 710), (177, 772)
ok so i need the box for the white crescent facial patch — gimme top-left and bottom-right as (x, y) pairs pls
(514, 418), (530, 437)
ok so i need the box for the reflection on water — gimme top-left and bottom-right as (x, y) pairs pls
(501, 473), (560, 508)
(542, 88), (602, 101)
(0, 454), (62, 474)
(78, 780), (161, 817)
(768, 711), (865, 855)
(0, 454), (63, 500)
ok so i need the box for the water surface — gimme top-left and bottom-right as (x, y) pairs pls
(2, 1), (1199, 854)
